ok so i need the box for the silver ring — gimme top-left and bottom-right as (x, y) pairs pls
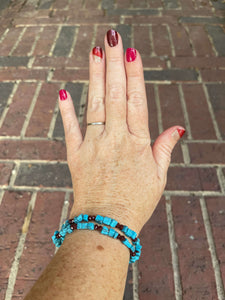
(87, 122), (105, 126)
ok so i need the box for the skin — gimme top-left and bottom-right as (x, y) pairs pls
(24, 31), (184, 300)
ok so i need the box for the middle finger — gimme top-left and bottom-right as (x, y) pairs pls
(104, 29), (127, 132)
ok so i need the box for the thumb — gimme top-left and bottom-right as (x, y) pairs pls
(152, 126), (185, 182)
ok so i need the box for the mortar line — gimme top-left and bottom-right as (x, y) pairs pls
(48, 25), (62, 56)
(166, 24), (176, 57)
(0, 189), (4, 206)
(154, 84), (163, 134)
(90, 24), (97, 50)
(149, 24), (156, 57)
(68, 26), (79, 58)
(9, 161), (21, 188)
(0, 81), (19, 128)
(132, 261), (139, 300)
(183, 24), (197, 57)
(9, 27), (27, 56)
(217, 167), (225, 194)
(20, 82), (42, 138)
(199, 197), (225, 300)
(181, 143), (190, 165)
(202, 83), (222, 141)
(27, 56), (35, 68)
(4, 192), (37, 300)
(0, 185), (223, 196)
(54, 191), (71, 255)
(47, 82), (65, 139)
(178, 84), (192, 140)
(0, 28), (9, 44)
(165, 195), (182, 300)
(205, 27), (218, 57)
(1, 159), (225, 168)
(27, 26), (44, 56)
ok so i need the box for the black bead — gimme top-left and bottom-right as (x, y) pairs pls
(94, 225), (99, 230)
(98, 225), (103, 231)
(70, 223), (77, 230)
(132, 237), (137, 242)
(88, 215), (96, 221)
(56, 233), (61, 239)
(68, 219), (74, 224)
(116, 223), (124, 230)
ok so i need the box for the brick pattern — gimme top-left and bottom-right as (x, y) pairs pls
(0, 0), (225, 299)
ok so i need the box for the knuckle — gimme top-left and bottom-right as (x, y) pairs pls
(127, 91), (145, 106)
(108, 55), (123, 64)
(109, 83), (125, 100)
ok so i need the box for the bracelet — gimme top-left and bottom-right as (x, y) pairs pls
(52, 214), (142, 264)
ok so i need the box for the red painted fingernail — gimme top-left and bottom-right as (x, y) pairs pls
(107, 29), (118, 47)
(177, 128), (186, 138)
(59, 89), (67, 101)
(126, 48), (137, 62)
(92, 46), (103, 62)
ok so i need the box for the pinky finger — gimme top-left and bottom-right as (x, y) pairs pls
(58, 89), (83, 157)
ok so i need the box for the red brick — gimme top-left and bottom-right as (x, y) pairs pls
(68, 25), (94, 68)
(134, 25), (151, 56)
(67, 0), (84, 10)
(0, 68), (48, 81)
(172, 196), (218, 299)
(189, 143), (225, 164)
(12, 27), (41, 56)
(33, 56), (67, 68)
(188, 25), (215, 57)
(0, 82), (37, 136)
(166, 167), (220, 191)
(0, 27), (24, 56)
(169, 25), (193, 57)
(52, 0), (70, 9)
(180, 0), (195, 10)
(25, 83), (60, 137)
(206, 196), (225, 285)
(0, 163), (14, 185)
(0, 191), (31, 278)
(182, 84), (217, 139)
(139, 197), (175, 299)
(15, 192), (65, 280)
(13, 16), (65, 26)
(94, 25), (110, 49)
(33, 27), (58, 56)
(152, 25), (172, 57)
(66, 12), (120, 24)
(148, 0), (164, 8)
(0, 140), (66, 160)
(85, 0), (101, 9)
(142, 57), (167, 68)
(158, 84), (185, 132)
(124, 15), (177, 25)
(117, 0), (131, 8)
(12, 279), (36, 299)
(133, 0), (148, 7)
(52, 68), (88, 81)
(201, 70), (225, 82)
(0, 278), (8, 300)
(170, 57), (225, 69)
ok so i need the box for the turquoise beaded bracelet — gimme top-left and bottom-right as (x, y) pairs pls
(52, 214), (142, 264)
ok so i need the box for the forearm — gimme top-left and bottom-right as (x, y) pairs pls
(24, 223), (130, 299)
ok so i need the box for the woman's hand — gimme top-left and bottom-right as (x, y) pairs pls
(58, 29), (185, 234)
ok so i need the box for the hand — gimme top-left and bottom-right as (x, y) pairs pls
(58, 29), (185, 234)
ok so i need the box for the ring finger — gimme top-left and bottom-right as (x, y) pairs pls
(85, 46), (106, 139)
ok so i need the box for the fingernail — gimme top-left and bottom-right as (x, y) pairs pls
(177, 128), (186, 138)
(126, 48), (137, 62)
(172, 127), (186, 140)
(92, 46), (103, 63)
(107, 29), (118, 47)
(59, 89), (67, 101)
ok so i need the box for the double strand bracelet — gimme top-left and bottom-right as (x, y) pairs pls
(52, 214), (142, 264)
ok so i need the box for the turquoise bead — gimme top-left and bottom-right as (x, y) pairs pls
(83, 214), (89, 221)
